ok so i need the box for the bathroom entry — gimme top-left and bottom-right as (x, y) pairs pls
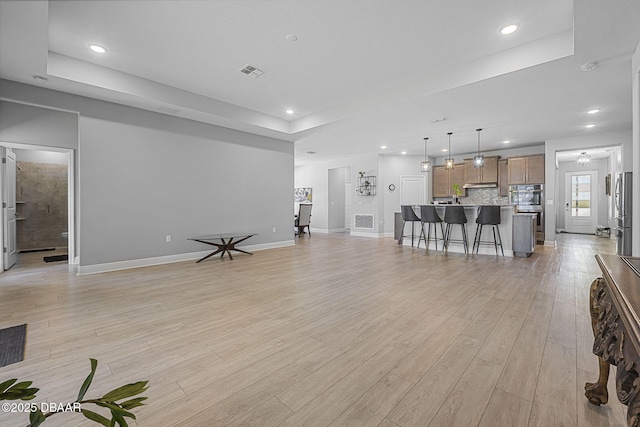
(14, 149), (69, 256)
(0, 144), (74, 271)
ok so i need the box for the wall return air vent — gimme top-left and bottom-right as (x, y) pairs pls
(239, 65), (265, 78)
(354, 214), (375, 230)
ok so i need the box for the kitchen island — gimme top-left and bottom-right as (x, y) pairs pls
(400, 205), (517, 256)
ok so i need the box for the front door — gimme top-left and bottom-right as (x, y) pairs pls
(564, 170), (598, 234)
(2, 147), (17, 270)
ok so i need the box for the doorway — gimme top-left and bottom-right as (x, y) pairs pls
(0, 143), (75, 271)
(564, 170), (598, 234)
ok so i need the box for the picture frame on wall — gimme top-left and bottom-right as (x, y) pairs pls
(294, 187), (312, 203)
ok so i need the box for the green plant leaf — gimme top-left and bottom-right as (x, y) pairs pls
(110, 408), (129, 427)
(11, 381), (33, 390)
(81, 409), (111, 426)
(120, 397), (147, 410)
(77, 358), (98, 402)
(95, 401), (135, 419)
(101, 381), (148, 401)
(0, 379), (17, 393)
(28, 408), (46, 427)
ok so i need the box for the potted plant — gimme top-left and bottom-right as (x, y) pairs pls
(452, 184), (463, 203)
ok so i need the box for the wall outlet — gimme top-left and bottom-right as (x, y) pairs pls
(272, 227), (276, 233)
(165, 235), (171, 242)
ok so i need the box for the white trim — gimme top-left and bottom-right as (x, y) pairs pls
(76, 240), (295, 275)
(349, 231), (382, 238)
(544, 240), (557, 247)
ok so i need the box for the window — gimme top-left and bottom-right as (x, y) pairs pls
(571, 174), (591, 217)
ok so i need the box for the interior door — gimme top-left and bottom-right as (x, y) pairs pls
(2, 147), (18, 270)
(564, 170), (598, 234)
(400, 175), (426, 205)
(344, 182), (351, 230)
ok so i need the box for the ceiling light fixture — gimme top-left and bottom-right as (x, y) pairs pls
(89, 44), (107, 54)
(285, 34), (298, 42)
(445, 132), (454, 170)
(581, 62), (598, 72)
(421, 137), (431, 172)
(285, 109), (294, 115)
(585, 123), (596, 128)
(577, 152), (591, 166)
(500, 24), (519, 35)
(401, 151), (407, 155)
(587, 109), (601, 114)
(380, 145), (387, 149)
(502, 140), (511, 144)
(474, 128), (484, 168)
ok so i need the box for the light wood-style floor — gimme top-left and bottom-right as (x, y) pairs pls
(0, 233), (628, 426)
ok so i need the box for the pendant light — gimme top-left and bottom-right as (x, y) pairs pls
(577, 151), (591, 166)
(444, 132), (454, 170)
(421, 137), (431, 172)
(473, 128), (485, 168)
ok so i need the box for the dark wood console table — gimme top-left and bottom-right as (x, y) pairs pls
(188, 233), (257, 262)
(586, 254), (640, 426)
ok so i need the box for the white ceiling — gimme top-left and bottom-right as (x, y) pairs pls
(1, 1), (639, 166)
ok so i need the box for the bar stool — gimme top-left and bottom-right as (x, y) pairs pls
(443, 205), (469, 254)
(418, 205), (445, 251)
(400, 205), (421, 246)
(472, 205), (504, 256)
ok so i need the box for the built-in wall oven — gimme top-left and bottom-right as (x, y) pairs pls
(510, 184), (544, 243)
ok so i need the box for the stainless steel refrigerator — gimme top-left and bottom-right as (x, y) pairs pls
(615, 172), (633, 256)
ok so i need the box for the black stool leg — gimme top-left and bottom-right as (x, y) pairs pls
(473, 224), (483, 255)
(461, 224), (468, 254)
(495, 225), (504, 256)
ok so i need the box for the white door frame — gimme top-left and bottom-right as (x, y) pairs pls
(0, 142), (75, 271)
(564, 169), (598, 234)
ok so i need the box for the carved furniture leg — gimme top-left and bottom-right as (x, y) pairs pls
(585, 277), (610, 405)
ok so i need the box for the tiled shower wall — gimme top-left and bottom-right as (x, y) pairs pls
(16, 161), (68, 251)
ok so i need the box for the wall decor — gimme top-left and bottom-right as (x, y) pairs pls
(294, 187), (312, 203)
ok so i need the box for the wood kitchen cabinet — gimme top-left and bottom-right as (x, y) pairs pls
(508, 155), (544, 184)
(498, 159), (509, 196)
(433, 164), (466, 197)
(464, 156), (499, 183)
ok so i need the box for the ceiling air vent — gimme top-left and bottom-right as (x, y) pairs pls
(239, 64), (265, 78)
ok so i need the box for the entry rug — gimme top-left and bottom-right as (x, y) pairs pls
(0, 324), (27, 367)
(44, 254), (68, 263)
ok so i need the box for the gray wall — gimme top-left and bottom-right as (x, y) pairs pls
(1, 79), (294, 267)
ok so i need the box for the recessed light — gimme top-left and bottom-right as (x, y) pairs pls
(401, 151), (407, 155)
(500, 24), (518, 35)
(285, 109), (294, 115)
(441, 148), (448, 152)
(307, 151), (316, 155)
(581, 62), (598, 72)
(502, 140), (511, 144)
(585, 124), (596, 128)
(89, 44), (107, 54)
(587, 109), (600, 114)
(285, 34), (298, 42)
(380, 145), (387, 149)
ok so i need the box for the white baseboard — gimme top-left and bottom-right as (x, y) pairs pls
(543, 240), (557, 247)
(76, 240), (295, 275)
(349, 231), (383, 238)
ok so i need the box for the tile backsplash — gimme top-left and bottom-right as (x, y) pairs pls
(456, 187), (510, 205)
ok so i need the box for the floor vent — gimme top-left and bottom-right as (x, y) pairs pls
(354, 214), (374, 230)
(239, 64), (265, 78)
